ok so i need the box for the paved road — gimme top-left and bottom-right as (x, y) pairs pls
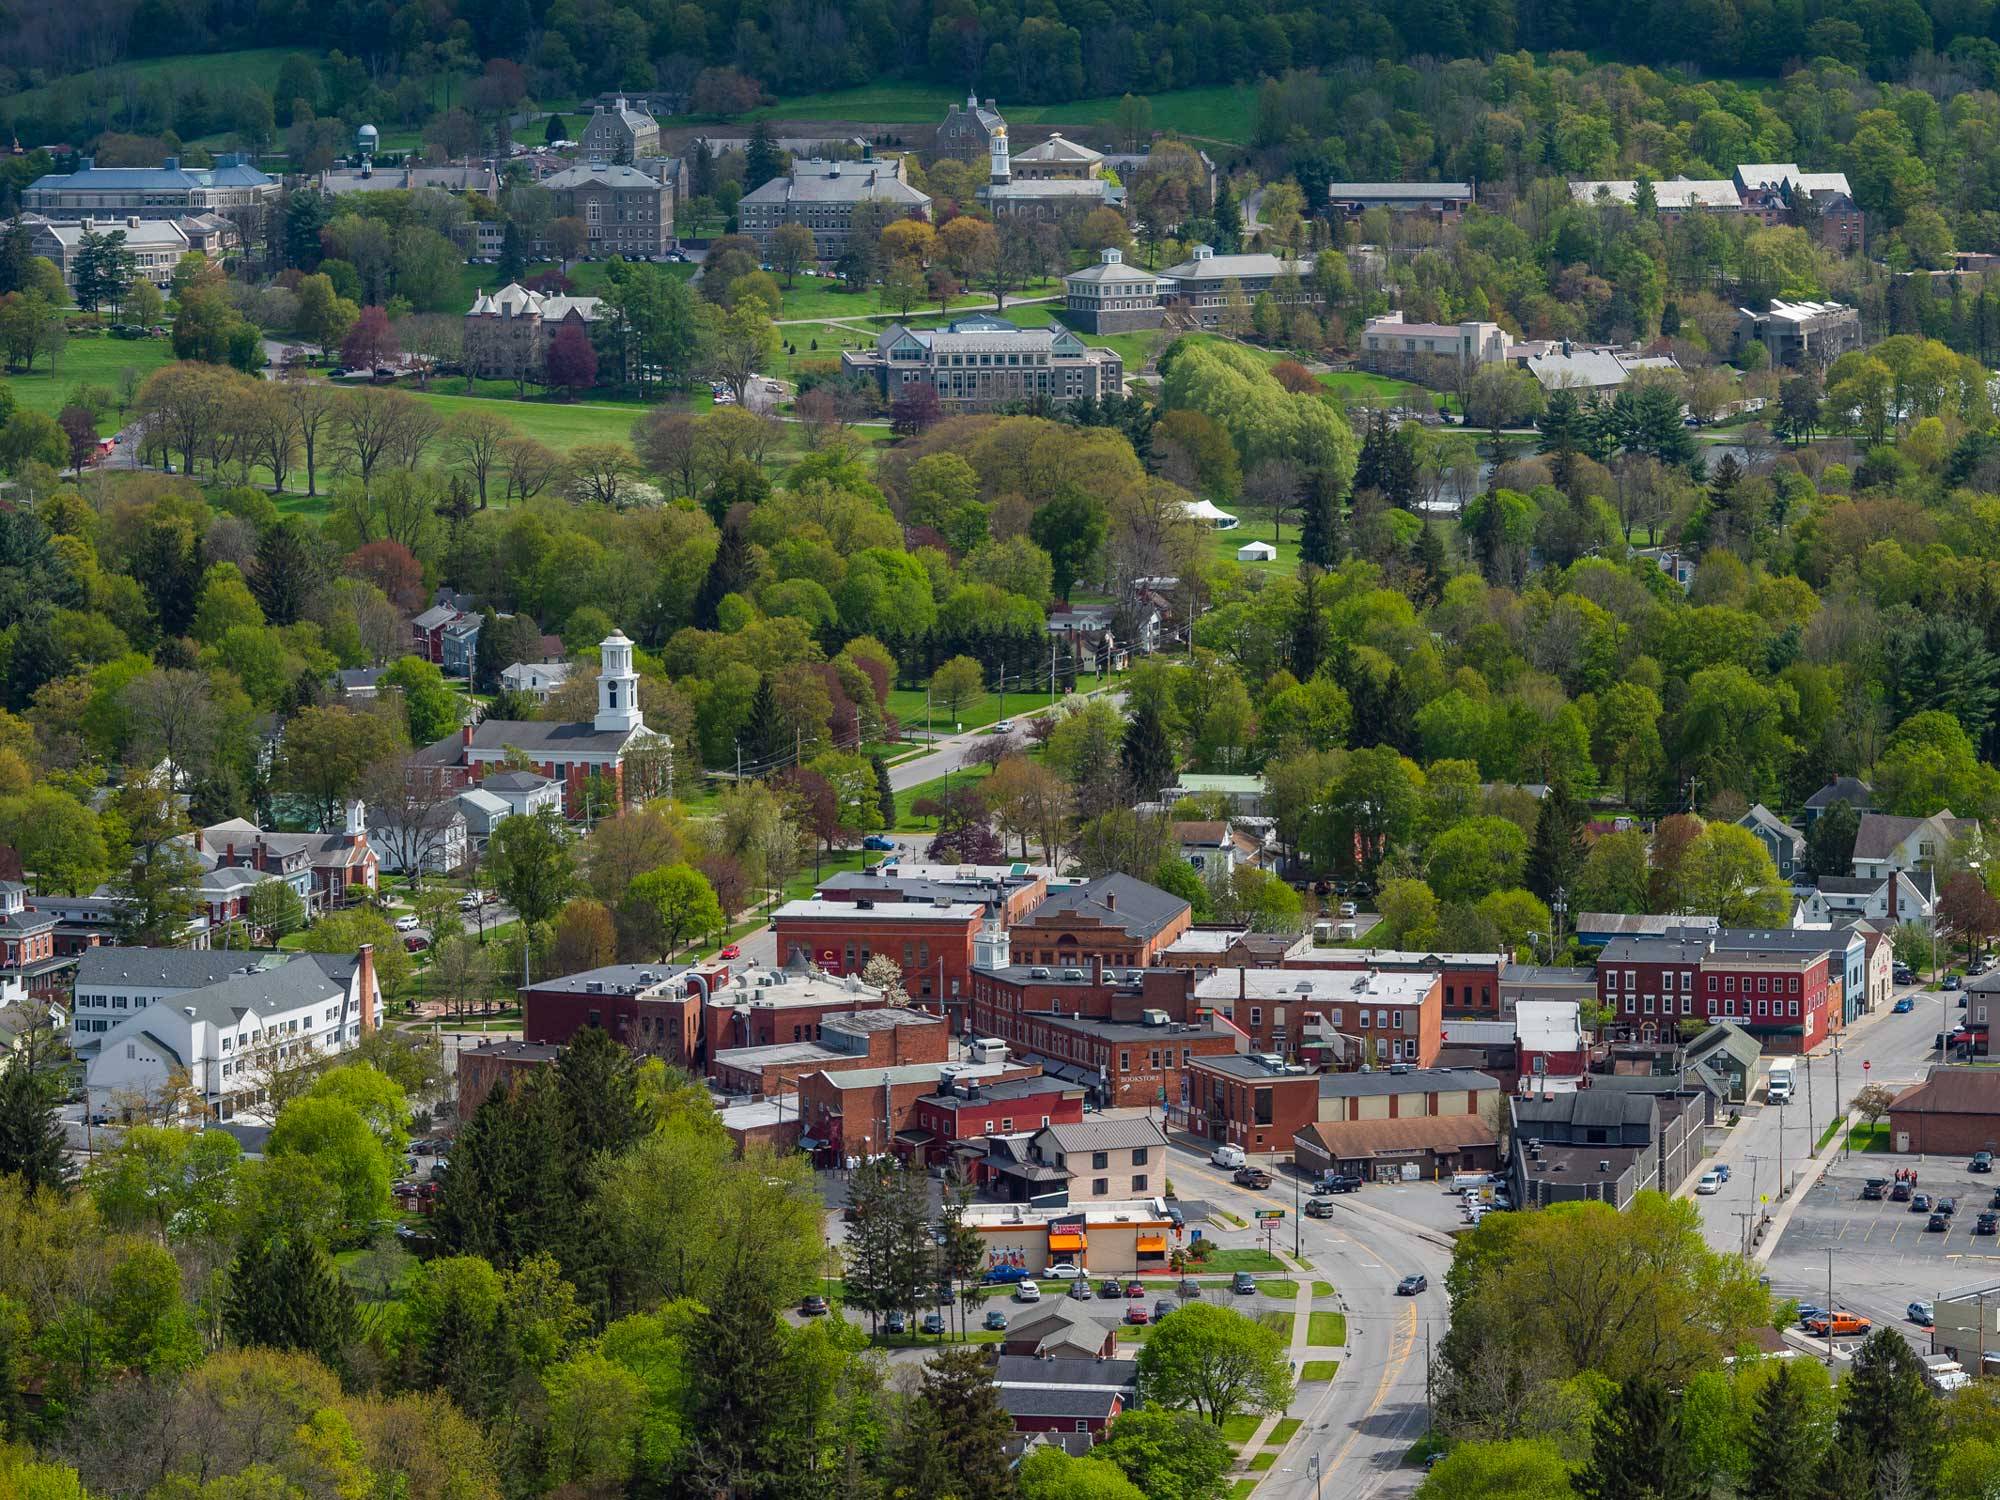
(1167, 1144), (1453, 1500)
(1687, 982), (1973, 1258)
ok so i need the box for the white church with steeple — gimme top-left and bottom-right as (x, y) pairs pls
(414, 631), (666, 816)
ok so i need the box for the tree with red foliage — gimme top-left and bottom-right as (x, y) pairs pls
(340, 305), (397, 371)
(544, 321), (597, 399)
(891, 384), (942, 436)
(346, 540), (425, 612)
(780, 767), (841, 876)
(927, 786), (1006, 864)
(57, 406), (98, 470)
(698, 852), (749, 921)
(1270, 360), (1319, 394)
(1940, 870), (2000, 967)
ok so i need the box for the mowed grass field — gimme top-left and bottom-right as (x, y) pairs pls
(8, 47), (295, 121)
(0, 334), (175, 434)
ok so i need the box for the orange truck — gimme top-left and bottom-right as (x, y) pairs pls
(1807, 1313), (1871, 1337)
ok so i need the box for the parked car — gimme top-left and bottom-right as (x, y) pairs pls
(1940, 1196), (1959, 1216)
(1177, 1278), (1202, 1299)
(1232, 1272), (1258, 1295)
(982, 1265), (1032, 1284)
(403, 934), (429, 952)
(992, 719), (1015, 734)
(1319, 1174), (1363, 1193)
(1233, 1166), (1274, 1189)
(1305, 1197), (1336, 1218)
(1796, 1305), (1826, 1325)
(1396, 1274), (1429, 1295)
(1069, 1279), (1092, 1301)
(1163, 1204), (1185, 1228)
(1806, 1312), (1871, 1337)
(1125, 1280), (1145, 1299)
(1013, 1281), (1041, 1303)
(1098, 1279), (1124, 1299)
(393, 915), (421, 932)
(983, 1308), (1009, 1331)
(1978, 1212), (2000, 1235)
(1928, 1212), (1950, 1232)
(1046, 1263), (1082, 1280)
(799, 1294), (829, 1317)
(1909, 1301), (1935, 1325)
(1892, 1181), (1914, 1202)
(1862, 1178), (1889, 1200)
(1946, 975), (1963, 990)
(1124, 1304), (1150, 1325)
(883, 1311), (907, 1334)
(921, 1313), (944, 1335)
(1154, 1299), (1177, 1319)
(1912, 1193), (1933, 1213)
(1991, 1188), (2000, 1208)
(1713, 1164), (1731, 1181)
(862, 834), (898, 851)
(1696, 1170), (1721, 1195)
(718, 943), (741, 959)
(1974, 1152), (1994, 1173)
(1894, 997), (1915, 1013)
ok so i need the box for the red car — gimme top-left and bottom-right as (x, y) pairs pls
(1124, 1305), (1150, 1325)
(1125, 1280), (1145, 1298)
(403, 935), (429, 952)
(719, 943), (741, 959)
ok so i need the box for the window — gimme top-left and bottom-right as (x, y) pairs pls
(1392, 1010), (1403, 1030)
(1249, 1007), (1261, 1027)
(1790, 1000), (1799, 1016)
(1625, 970), (1636, 990)
(1133, 1147), (1149, 1165)
(1681, 995), (1693, 1015)
(1132, 1175), (1148, 1193)
(1119, 1051), (1130, 1071)
(1092, 1179), (1108, 1196)
(1000, 1117), (1013, 1131)
(1757, 999), (1768, 1017)
(1643, 996), (1654, 1013)
(1092, 1151), (1108, 1170)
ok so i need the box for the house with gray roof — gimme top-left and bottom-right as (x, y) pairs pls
(1156, 245), (1319, 329)
(29, 215), (194, 291)
(936, 92), (1006, 166)
(737, 159), (930, 262)
(1024, 1118), (1168, 1203)
(1850, 810), (1981, 881)
(1510, 1084), (1703, 1208)
(1802, 776), (1873, 828)
(463, 281), (604, 381)
(1737, 802), (1804, 881)
(82, 946), (380, 1122)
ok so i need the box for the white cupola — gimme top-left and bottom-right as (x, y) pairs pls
(595, 630), (643, 734)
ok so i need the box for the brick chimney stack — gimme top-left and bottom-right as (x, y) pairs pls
(356, 943), (378, 1032)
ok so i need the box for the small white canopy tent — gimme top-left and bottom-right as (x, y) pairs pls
(1182, 498), (1240, 530)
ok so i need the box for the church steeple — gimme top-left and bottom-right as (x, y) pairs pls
(594, 630), (643, 734)
(990, 122), (1009, 185)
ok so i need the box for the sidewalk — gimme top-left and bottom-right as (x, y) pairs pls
(1233, 1253), (1315, 1471)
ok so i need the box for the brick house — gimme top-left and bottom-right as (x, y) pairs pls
(0, 883), (59, 1002)
(521, 962), (723, 1064)
(794, 1059), (1041, 1163)
(1005, 874), (1192, 970)
(1284, 946), (1509, 1017)
(699, 964), (895, 1060)
(909, 1072), (1087, 1168)
(1599, 928), (1843, 1054)
(198, 804), (378, 915)
(1886, 1068), (2000, 1155)
(1195, 967), (1442, 1066)
(463, 283), (604, 382)
(411, 601), (470, 664)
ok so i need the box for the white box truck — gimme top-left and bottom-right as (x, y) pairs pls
(1767, 1058), (1797, 1104)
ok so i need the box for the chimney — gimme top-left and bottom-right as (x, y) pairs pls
(163, 156), (179, 171)
(461, 723), (474, 748)
(356, 943), (378, 1032)
(1104, 890), (1116, 912)
(1092, 955), (1103, 986)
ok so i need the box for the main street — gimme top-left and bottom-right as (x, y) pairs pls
(1165, 1144), (1455, 1500)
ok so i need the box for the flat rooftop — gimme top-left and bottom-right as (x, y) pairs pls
(1198, 969), (1438, 1004)
(960, 1197), (1169, 1228)
(774, 898), (985, 922)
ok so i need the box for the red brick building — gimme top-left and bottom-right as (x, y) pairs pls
(906, 1072), (1087, 1162)
(794, 1059), (1042, 1164)
(1886, 1067), (2000, 1155)
(1004, 874), (1193, 970)
(0, 882), (59, 994)
(1185, 1054), (1501, 1168)
(1596, 933), (1714, 1044)
(700, 964), (906, 1062)
(1283, 946), (1508, 1017)
(815, 864), (1048, 924)
(456, 1039), (559, 1116)
(522, 962), (723, 1063)
(771, 898), (987, 1016)
(1194, 968), (1443, 1066)
(1598, 931), (1835, 1055)
(710, 1007), (948, 1095)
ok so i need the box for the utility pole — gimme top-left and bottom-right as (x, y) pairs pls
(1293, 1169), (1301, 1259)
(1834, 1039), (1845, 1156)
(996, 662), (1004, 720)
(1826, 1249), (1835, 1368)
(1734, 1209), (1755, 1259)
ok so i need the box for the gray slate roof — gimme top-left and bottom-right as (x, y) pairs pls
(172, 956), (346, 1027)
(1025, 874), (1188, 942)
(1036, 1117), (1169, 1154)
(1804, 777), (1873, 810)
(996, 1386), (1124, 1419)
(993, 1355), (1137, 1387)
(76, 948), (264, 991)
(1317, 1067), (1499, 1099)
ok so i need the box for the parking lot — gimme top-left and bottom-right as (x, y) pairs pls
(1766, 1153), (2000, 1336)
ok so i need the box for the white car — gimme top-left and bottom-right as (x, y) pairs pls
(393, 915), (421, 933)
(1338, 901), (1358, 918)
(992, 719), (1015, 734)
(1045, 1262), (1082, 1280)
(1695, 1170), (1721, 1195)
(1014, 1281), (1041, 1303)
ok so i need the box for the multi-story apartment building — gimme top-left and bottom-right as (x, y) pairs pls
(1193, 967), (1443, 1067)
(737, 158), (930, 260)
(541, 162), (673, 258)
(1597, 926), (1851, 1054)
(462, 282), (603, 380)
(579, 97), (661, 161)
(841, 314), (1124, 410)
(24, 155), (278, 240)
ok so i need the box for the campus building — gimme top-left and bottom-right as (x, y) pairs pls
(840, 315), (1123, 410)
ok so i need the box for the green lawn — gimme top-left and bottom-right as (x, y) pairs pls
(1229, 1481), (1259, 1499)
(1299, 1360), (1340, 1381)
(1317, 370), (1429, 406)
(1267, 1418), (1302, 1444)
(1308, 1310), (1347, 1345)
(1844, 1122), (1891, 1152)
(1, 333), (174, 434)
(399, 389), (668, 452)
(1311, 1281), (1336, 1298)
(886, 685), (1049, 738)
(1249, 1454), (1278, 1472)
(735, 81), (1258, 145)
(1219, 1414), (1263, 1444)
(1254, 1311), (1292, 1337)
(1194, 1248), (1287, 1273)
(1255, 1279), (1299, 1298)
(1115, 1324), (1155, 1343)
(892, 762), (995, 831)
(773, 277), (1035, 323)
(7, 47), (296, 124)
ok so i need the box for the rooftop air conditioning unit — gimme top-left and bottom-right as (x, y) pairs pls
(586, 981), (604, 993)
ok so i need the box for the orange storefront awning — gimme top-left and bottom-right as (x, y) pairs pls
(1048, 1231), (1087, 1251)
(1135, 1235), (1168, 1253)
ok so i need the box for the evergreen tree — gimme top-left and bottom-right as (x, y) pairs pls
(1298, 469), (1344, 567)
(1536, 387), (1584, 494)
(1804, 800), (1861, 880)
(433, 1076), (574, 1271)
(745, 123), (783, 194)
(553, 1022), (644, 1169)
(1288, 567), (1329, 679)
(1412, 523), (1447, 607)
(1573, 1376), (1696, 1500)
(843, 1160), (935, 1329)
(694, 518), (754, 627)
(744, 676), (785, 766)
(870, 753), (897, 832)
(914, 1346), (1019, 1499)
(498, 219), (526, 283)
(284, 190), (329, 272)
(1525, 777), (1587, 909)
(1120, 699), (1177, 803)
(224, 1234), (358, 1374)
(251, 517), (327, 626)
(1832, 1329), (1943, 1496)
(424, 1285), (513, 1422)
(682, 1276), (808, 1496)
(0, 1307), (22, 1438)
(1744, 1361), (1827, 1500)
(543, 112), (567, 146)
(1210, 178), (1241, 253)
(0, 1054), (67, 1194)
(0, 216), (32, 296)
